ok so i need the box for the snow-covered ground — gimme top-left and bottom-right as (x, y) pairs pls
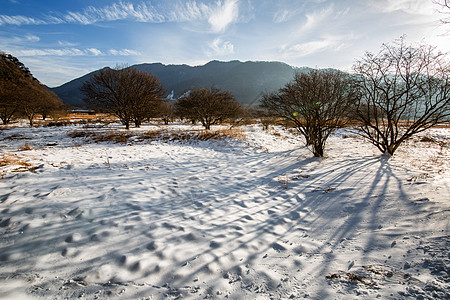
(0, 121), (449, 299)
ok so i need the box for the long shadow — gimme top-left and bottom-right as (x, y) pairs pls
(0, 133), (429, 299)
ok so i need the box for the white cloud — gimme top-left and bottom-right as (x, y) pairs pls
(0, 1), (241, 34)
(25, 34), (40, 42)
(372, 0), (435, 15)
(62, 1), (165, 24)
(172, 1), (208, 21)
(281, 34), (357, 58)
(207, 0), (239, 32)
(87, 48), (103, 56)
(11, 34), (40, 43)
(207, 38), (235, 56)
(302, 5), (333, 30)
(273, 9), (291, 23)
(11, 47), (139, 57)
(0, 15), (45, 26)
(58, 40), (78, 47)
(109, 49), (141, 56)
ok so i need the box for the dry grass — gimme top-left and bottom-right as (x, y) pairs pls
(0, 154), (36, 178)
(18, 143), (32, 151)
(68, 127), (246, 144)
(90, 132), (132, 144)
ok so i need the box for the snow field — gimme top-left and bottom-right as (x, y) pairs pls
(0, 122), (449, 299)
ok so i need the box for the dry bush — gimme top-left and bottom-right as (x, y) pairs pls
(68, 127), (246, 145)
(44, 120), (72, 127)
(68, 130), (133, 144)
(419, 135), (448, 148)
(420, 136), (437, 143)
(90, 132), (132, 144)
(18, 143), (32, 151)
(67, 130), (95, 139)
(136, 127), (245, 143)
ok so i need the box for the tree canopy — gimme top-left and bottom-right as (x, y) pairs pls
(175, 87), (242, 130)
(352, 37), (450, 155)
(261, 69), (357, 157)
(81, 66), (165, 129)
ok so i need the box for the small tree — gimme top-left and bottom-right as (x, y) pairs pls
(20, 83), (62, 127)
(158, 100), (175, 125)
(352, 37), (450, 155)
(81, 66), (165, 129)
(175, 87), (241, 130)
(261, 69), (357, 157)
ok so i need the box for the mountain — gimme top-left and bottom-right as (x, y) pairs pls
(51, 60), (308, 108)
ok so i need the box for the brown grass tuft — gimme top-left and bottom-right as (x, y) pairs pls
(3, 156), (30, 167)
(68, 127), (246, 145)
(19, 143), (32, 151)
(90, 132), (132, 144)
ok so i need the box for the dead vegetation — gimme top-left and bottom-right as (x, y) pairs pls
(18, 143), (32, 151)
(67, 127), (245, 144)
(0, 154), (37, 178)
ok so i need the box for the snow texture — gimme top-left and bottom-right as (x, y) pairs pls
(0, 122), (449, 299)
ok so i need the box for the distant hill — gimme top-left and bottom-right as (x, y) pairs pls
(51, 60), (308, 108)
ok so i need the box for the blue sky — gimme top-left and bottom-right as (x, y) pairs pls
(1, 0), (449, 87)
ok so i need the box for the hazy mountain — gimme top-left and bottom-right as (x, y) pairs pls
(51, 60), (308, 108)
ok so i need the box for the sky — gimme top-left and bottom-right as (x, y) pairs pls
(1, 0), (449, 87)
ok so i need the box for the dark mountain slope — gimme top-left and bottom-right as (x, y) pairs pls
(51, 60), (307, 108)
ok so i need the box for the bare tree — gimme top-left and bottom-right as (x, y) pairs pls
(434, 0), (450, 24)
(81, 66), (165, 129)
(352, 37), (450, 155)
(261, 69), (357, 157)
(158, 100), (175, 125)
(20, 83), (62, 127)
(175, 87), (241, 130)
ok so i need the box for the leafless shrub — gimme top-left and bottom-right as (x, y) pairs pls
(90, 132), (132, 144)
(175, 87), (242, 130)
(352, 37), (450, 155)
(67, 130), (95, 139)
(261, 69), (357, 157)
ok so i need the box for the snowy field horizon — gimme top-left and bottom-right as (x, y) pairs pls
(0, 119), (449, 299)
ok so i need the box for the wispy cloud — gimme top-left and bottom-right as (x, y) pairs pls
(10, 34), (40, 43)
(0, 15), (45, 26)
(280, 34), (357, 58)
(61, 2), (164, 24)
(11, 47), (140, 57)
(302, 5), (333, 30)
(273, 9), (292, 23)
(0, 0), (241, 32)
(207, 38), (234, 56)
(25, 34), (40, 42)
(109, 49), (141, 56)
(208, 0), (239, 32)
(371, 0), (435, 15)
(58, 40), (79, 47)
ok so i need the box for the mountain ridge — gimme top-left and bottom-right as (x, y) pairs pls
(51, 60), (308, 108)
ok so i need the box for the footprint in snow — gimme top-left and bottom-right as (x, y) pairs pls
(272, 242), (287, 252)
(65, 233), (82, 243)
